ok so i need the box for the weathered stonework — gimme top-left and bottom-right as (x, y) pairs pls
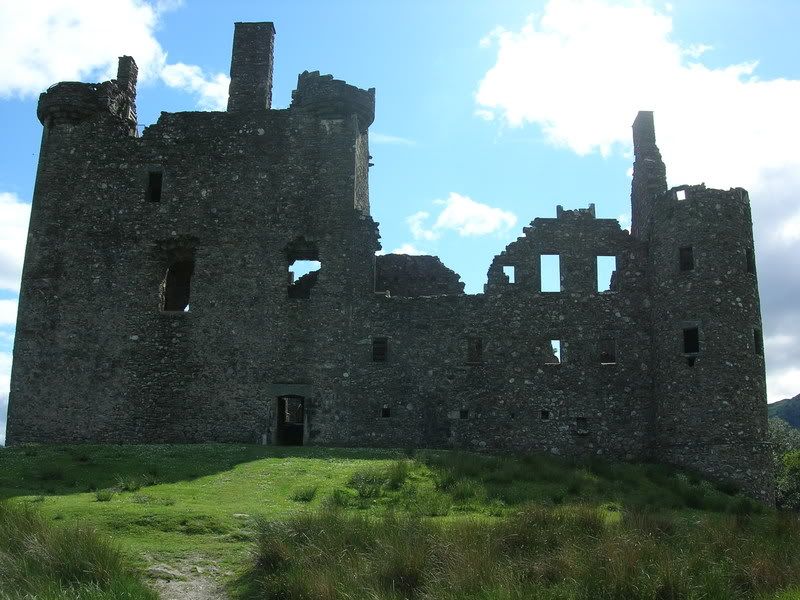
(6, 22), (772, 502)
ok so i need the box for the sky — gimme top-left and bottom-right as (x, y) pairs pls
(1, 0), (799, 444)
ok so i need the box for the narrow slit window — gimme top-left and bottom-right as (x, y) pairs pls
(679, 246), (694, 271)
(381, 405), (391, 418)
(502, 265), (516, 284)
(545, 340), (561, 364)
(683, 326), (700, 362)
(599, 338), (616, 364)
(466, 336), (483, 364)
(596, 255), (617, 291)
(754, 328), (764, 356)
(372, 337), (388, 362)
(459, 409), (469, 420)
(161, 259), (193, 312)
(540, 254), (561, 292)
(746, 248), (756, 274)
(540, 409), (551, 421)
(146, 171), (163, 202)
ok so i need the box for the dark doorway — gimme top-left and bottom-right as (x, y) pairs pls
(276, 395), (305, 445)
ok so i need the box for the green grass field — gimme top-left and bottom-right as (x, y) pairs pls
(1, 444), (798, 599)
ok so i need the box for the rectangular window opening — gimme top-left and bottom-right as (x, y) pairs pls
(545, 339), (561, 364)
(754, 328), (764, 356)
(575, 416), (589, 436)
(596, 255), (617, 292)
(746, 248), (756, 274)
(540, 254), (561, 292)
(372, 337), (388, 362)
(502, 265), (516, 284)
(381, 405), (391, 418)
(459, 409), (469, 420)
(679, 246), (694, 271)
(466, 336), (483, 364)
(676, 189), (687, 201)
(599, 338), (616, 364)
(146, 171), (163, 203)
(540, 409), (551, 421)
(683, 326), (700, 355)
(160, 259), (193, 312)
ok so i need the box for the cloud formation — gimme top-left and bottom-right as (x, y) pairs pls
(477, 0), (800, 402)
(0, 351), (10, 446)
(0, 193), (31, 293)
(370, 133), (416, 146)
(408, 193), (517, 241)
(0, 0), (229, 109)
(390, 243), (424, 255)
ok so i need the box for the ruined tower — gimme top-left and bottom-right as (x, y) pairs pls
(6, 24), (771, 502)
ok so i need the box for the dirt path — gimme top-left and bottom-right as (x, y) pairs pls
(146, 558), (230, 600)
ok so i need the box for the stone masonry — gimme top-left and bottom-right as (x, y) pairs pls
(6, 22), (772, 502)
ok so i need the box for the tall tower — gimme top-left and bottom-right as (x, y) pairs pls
(639, 116), (771, 501)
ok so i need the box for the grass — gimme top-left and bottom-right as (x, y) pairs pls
(0, 501), (156, 599)
(0, 444), (792, 598)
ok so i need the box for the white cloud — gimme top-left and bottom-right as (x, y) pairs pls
(0, 193), (31, 293)
(0, 0), (228, 110)
(0, 351), (10, 446)
(161, 63), (229, 111)
(371, 133), (416, 146)
(391, 243), (424, 255)
(408, 193), (517, 241)
(0, 301), (17, 327)
(477, 0), (800, 403)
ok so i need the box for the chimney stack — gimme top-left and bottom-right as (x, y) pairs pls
(227, 22), (276, 112)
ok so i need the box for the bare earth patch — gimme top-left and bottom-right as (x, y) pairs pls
(146, 557), (229, 600)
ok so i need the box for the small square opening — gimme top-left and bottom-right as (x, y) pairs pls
(676, 189), (687, 201)
(381, 405), (391, 418)
(599, 338), (616, 364)
(372, 337), (388, 362)
(575, 416), (589, 436)
(502, 265), (516, 284)
(146, 171), (163, 202)
(540, 409), (551, 421)
(545, 339), (561, 364)
(459, 409), (469, 420)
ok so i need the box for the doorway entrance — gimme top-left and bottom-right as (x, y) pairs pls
(276, 395), (305, 445)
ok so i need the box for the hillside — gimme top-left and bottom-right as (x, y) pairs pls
(770, 394), (800, 428)
(0, 444), (799, 600)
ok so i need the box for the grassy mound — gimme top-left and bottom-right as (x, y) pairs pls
(0, 501), (156, 599)
(237, 508), (800, 600)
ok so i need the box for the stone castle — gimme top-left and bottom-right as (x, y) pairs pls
(6, 22), (772, 501)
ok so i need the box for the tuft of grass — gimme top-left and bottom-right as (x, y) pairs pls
(0, 501), (156, 599)
(290, 486), (318, 503)
(95, 489), (115, 502)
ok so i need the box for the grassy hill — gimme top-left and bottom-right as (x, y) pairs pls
(770, 394), (800, 428)
(0, 444), (799, 599)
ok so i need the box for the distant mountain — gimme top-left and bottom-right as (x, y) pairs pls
(769, 394), (800, 428)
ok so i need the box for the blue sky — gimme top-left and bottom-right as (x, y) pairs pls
(1, 0), (800, 444)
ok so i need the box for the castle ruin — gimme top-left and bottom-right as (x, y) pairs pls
(6, 22), (772, 501)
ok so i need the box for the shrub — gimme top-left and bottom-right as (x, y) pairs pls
(348, 468), (384, 499)
(385, 460), (410, 491)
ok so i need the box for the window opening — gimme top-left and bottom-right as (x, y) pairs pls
(372, 337), (388, 362)
(599, 338), (616, 364)
(679, 246), (694, 271)
(676, 189), (687, 201)
(286, 237), (320, 299)
(381, 405), (391, 418)
(146, 171), (163, 202)
(502, 265), (516, 284)
(683, 326), (700, 366)
(161, 259), (193, 312)
(540, 254), (561, 292)
(545, 339), (561, 364)
(459, 409), (469, 420)
(540, 409), (551, 420)
(754, 328), (763, 356)
(575, 417), (589, 436)
(746, 248), (756, 274)
(466, 336), (483, 364)
(596, 255), (617, 292)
